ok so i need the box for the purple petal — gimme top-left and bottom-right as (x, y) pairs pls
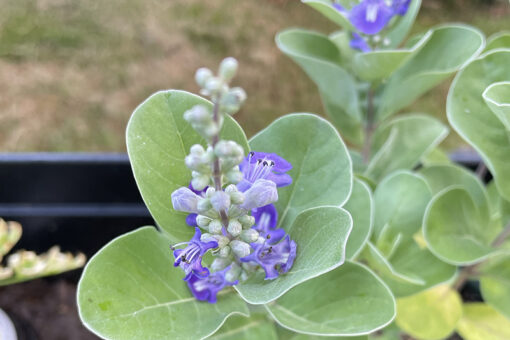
(348, 0), (394, 35)
(186, 213), (198, 227)
(252, 204), (278, 231)
(332, 3), (345, 12)
(392, 0), (411, 16)
(281, 238), (297, 273)
(350, 32), (372, 52)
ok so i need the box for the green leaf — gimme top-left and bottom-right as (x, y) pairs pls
(301, 0), (353, 30)
(457, 303), (510, 340)
(126, 90), (249, 242)
(483, 81), (510, 130)
(485, 32), (510, 52)
(421, 147), (451, 166)
(487, 181), (510, 228)
(235, 206), (352, 304)
(424, 187), (499, 265)
(352, 28), (432, 81)
(265, 262), (396, 336)
(377, 25), (485, 121)
(480, 255), (510, 319)
(276, 29), (363, 145)
(344, 179), (373, 259)
(395, 285), (462, 340)
(292, 333), (368, 340)
(420, 164), (490, 224)
(447, 49), (510, 201)
(77, 227), (249, 340)
(372, 171), (431, 245)
(249, 113), (353, 229)
(365, 115), (448, 182)
(209, 315), (278, 340)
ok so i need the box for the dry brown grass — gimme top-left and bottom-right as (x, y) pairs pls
(0, 0), (508, 151)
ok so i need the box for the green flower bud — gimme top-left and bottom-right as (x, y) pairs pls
(205, 187), (216, 198)
(195, 67), (213, 87)
(227, 205), (246, 219)
(241, 229), (259, 243)
(239, 215), (255, 229)
(196, 215), (211, 228)
(218, 246), (231, 258)
(210, 257), (231, 272)
(226, 168), (243, 184)
(208, 220), (223, 234)
(227, 219), (242, 237)
(191, 174), (210, 191)
(230, 240), (251, 258)
(197, 198), (212, 212)
(225, 262), (241, 282)
(229, 191), (244, 205)
(224, 184), (238, 194)
(219, 57), (238, 82)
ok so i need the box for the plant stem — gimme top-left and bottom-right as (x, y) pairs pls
(211, 95), (230, 229)
(452, 222), (510, 291)
(476, 162), (487, 180)
(362, 89), (375, 164)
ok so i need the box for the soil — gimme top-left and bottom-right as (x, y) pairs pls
(0, 274), (98, 340)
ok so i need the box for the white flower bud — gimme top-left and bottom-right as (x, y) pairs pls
(191, 175), (210, 191)
(210, 191), (231, 212)
(211, 257), (231, 272)
(239, 215), (255, 229)
(227, 219), (242, 237)
(171, 187), (200, 213)
(218, 246), (231, 258)
(208, 220), (223, 234)
(219, 57), (238, 82)
(190, 144), (205, 156)
(196, 215), (211, 228)
(213, 235), (230, 248)
(227, 205), (246, 219)
(183, 105), (211, 125)
(200, 233), (215, 243)
(195, 67), (213, 87)
(205, 187), (216, 198)
(224, 184), (238, 194)
(229, 191), (244, 205)
(197, 198), (212, 212)
(240, 271), (250, 281)
(226, 168), (243, 184)
(241, 229), (259, 243)
(241, 179), (278, 210)
(225, 262), (241, 282)
(230, 240), (251, 258)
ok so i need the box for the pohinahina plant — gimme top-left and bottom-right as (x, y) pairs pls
(274, 0), (510, 339)
(77, 57), (398, 339)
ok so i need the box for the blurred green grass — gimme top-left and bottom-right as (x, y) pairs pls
(0, 0), (508, 151)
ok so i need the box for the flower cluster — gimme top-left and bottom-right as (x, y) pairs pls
(334, 0), (412, 52)
(170, 58), (297, 303)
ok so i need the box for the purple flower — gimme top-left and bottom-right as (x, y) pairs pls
(332, 2), (345, 12)
(392, 0), (411, 15)
(350, 32), (372, 52)
(241, 236), (297, 280)
(172, 227), (218, 281)
(185, 183), (208, 227)
(252, 204), (284, 244)
(348, 0), (394, 35)
(241, 179), (278, 211)
(238, 152), (292, 192)
(171, 187), (201, 213)
(187, 266), (238, 303)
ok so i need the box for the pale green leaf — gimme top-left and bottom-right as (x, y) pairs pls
(384, 0), (422, 49)
(421, 147), (451, 166)
(249, 113), (353, 229)
(276, 29), (363, 145)
(77, 227), (249, 340)
(457, 303), (510, 340)
(483, 81), (510, 130)
(365, 115), (448, 182)
(395, 285), (462, 340)
(126, 90), (249, 242)
(480, 255), (510, 319)
(424, 187), (499, 265)
(344, 179), (373, 259)
(447, 49), (510, 201)
(301, 0), (352, 30)
(235, 206), (352, 304)
(265, 262), (396, 336)
(484, 32), (510, 52)
(377, 25), (485, 121)
(208, 315), (277, 340)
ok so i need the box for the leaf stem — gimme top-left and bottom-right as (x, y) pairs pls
(362, 88), (375, 164)
(475, 162), (487, 180)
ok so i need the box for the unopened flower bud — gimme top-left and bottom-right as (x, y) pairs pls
(227, 220), (242, 237)
(219, 57), (238, 82)
(215, 140), (243, 158)
(196, 215), (211, 228)
(239, 215), (255, 229)
(226, 168), (243, 184)
(229, 191), (244, 205)
(171, 187), (200, 213)
(184, 105), (211, 125)
(191, 174), (210, 191)
(221, 87), (247, 114)
(224, 184), (237, 194)
(225, 262), (241, 282)
(231, 240), (251, 258)
(211, 257), (231, 272)
(240, 271), (250, 281)
(205, 187), (216, 198)
(212, 235), (230, 248)
(197, 198), (212, 212)
(210, 191), (231, 212)
(200, 233), (215, 243)
(241, 229), (259, 243)
(190, 144), (205, 156)
(228, 205), (245, 219)
(208, 220), (223, 234)
(218, 246), (231, 258)
(241, 179), (278, 210)
(195, 67), (213, 87)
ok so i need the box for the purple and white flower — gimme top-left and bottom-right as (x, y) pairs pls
(187, 266), (238, 303)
